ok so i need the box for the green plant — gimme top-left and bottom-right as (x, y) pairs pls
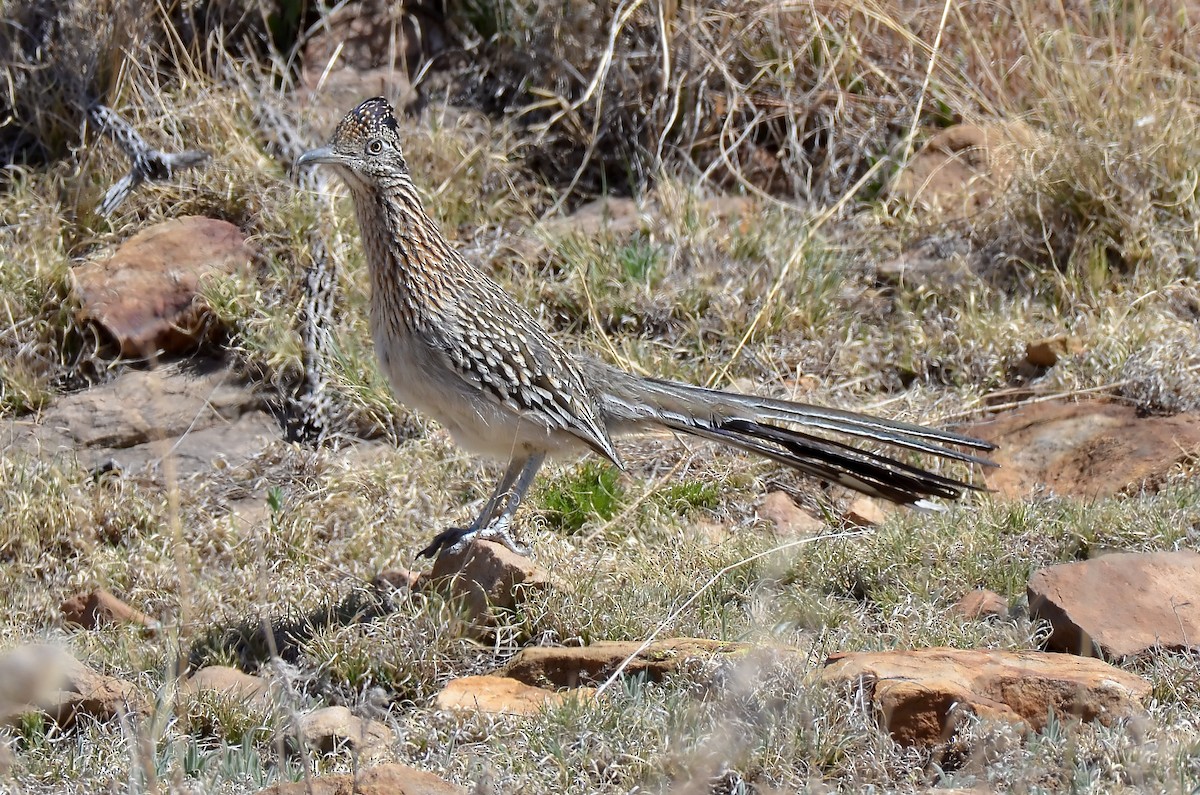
(540, 461), (624, 533)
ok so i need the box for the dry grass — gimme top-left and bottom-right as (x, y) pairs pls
(3, 0), (1200, 792)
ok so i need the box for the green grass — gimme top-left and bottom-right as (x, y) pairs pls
(539, 461), (624, 534)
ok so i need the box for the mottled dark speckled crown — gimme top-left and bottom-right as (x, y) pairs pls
(334, 96), (398, 142)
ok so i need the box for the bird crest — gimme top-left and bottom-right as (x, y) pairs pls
(333, 96), (399, 145)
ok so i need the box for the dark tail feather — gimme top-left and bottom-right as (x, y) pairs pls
(658, 415), (987, 504)
(640, 376), (996, 466)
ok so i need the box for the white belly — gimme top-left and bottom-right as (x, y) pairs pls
(372, 323), (583, 461)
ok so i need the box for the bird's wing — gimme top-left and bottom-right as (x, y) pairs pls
(435, 274), (623, 467)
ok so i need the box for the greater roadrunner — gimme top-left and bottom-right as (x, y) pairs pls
(297, 97), (996, 558)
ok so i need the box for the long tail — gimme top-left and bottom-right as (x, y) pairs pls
(591, 363), (996, 505)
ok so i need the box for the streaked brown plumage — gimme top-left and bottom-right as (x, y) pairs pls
(297, 97), (996, 557)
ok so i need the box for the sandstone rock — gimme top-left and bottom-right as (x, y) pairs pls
(842, 496), (892, 527)
(372, 568), (422, 592)
(822, 647), (1150, 746)
(0, 644), (146, 728)
(968, 400), (1200, 499)
(759, 491), (824, 536)
(9, 364), (278, 480)
(690, 519), (735, 545)
(253, 763), (466, 795)
(426, 540), (550, 625)
(71, 217), (251, 356)
(291, 706), (394, 760)
(60, 589), (160, 633)
(1028, 550), (1200, 658)
(891, 122), (1035, 220)
(1024, 336), (1083, 369)
(183, 666), (277, 710)
(505, 638), (747, 689)
(537, 197), (642, 240)
(953, 589), (1010, 621)
(435, 675), (591, 717)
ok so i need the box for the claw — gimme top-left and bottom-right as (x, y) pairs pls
(474, 515), (531, 556)
(417, 518), (532, 559)
(417, 526), (473, 559)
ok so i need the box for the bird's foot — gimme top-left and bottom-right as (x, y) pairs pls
(416, 517), (532, 559)
(475, 515), (531, 556)
(417, 527), (472, 559)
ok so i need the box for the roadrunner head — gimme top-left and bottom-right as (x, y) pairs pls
(296, 97), (407, 188)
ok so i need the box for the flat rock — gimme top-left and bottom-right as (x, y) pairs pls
(182, 666), (278, 710)
(71, 217), (251, 356)
(968, 400), (1200, 499)
(0, 644), (146, 728)
(1029, 550), (1200, 658)
(435, 675), (591, 716)
(427, 540), (550, 625)
(759, 491), (824, 535)
(504, 638), (748, 689)
(9, 364), (278, 480)
(60, 588), (160, 633)
(953, 589), (1009, 621)
(291, 706), (394, 761)
(253, 763), (466, 795)
(822, 647), (1150, 746)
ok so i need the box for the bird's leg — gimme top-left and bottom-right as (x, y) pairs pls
(417, 454), (539, 558)
(472, 452), (546, 556)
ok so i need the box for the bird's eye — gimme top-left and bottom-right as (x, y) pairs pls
(366, 139), (384, 155)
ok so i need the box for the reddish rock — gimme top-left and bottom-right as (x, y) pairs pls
(842, 496), (892, 527)
(435, 675), (591, 716)
(1024, 336), (1082, 368)
(822, 647), (1150, 746)
(0, 644), (146, 728)
(759, 491), (824, 535)
(426, 540), (550, 625)
(253, 763), (466, 795)
(1029, 550), (1200, 658)
(504, 638), (747, 689)
(891, 122), (1035, 219)
(953, 589), (1010, 621)
(71, 217), (251, 356)
(60, 589), (159, 633)
(291, 706), (394, 760)
(372, 568), (422, 592)
(183, 666), (277, 709)
(968, 400), (1200, 499)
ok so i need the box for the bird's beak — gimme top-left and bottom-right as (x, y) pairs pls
(296, 146), (341, 169)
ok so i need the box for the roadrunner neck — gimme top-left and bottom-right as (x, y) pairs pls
(347, 170), (462, 332)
